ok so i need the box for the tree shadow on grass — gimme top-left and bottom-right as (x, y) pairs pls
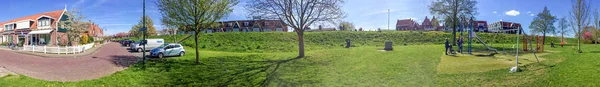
(133, 55), (323, 86)
(107, 55), (141, 67)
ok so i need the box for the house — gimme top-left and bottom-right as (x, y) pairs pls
(0, 8), (102, 46)
(488, 21), (522, 34)
(421, 16), (434, 31)
(396, 18), (420, 31)
(0, 9), (67, 46)
(83, 21), (104, 40)
(473, 21), (488, 32)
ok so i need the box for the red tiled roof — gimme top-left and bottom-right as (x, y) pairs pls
(0, 10), (65, 30)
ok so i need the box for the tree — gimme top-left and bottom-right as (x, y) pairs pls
(593, 9), (600, 44)
(59, 8), (89, 46)
(339, 21), (354, 31)
(569, 0), (591, 53)
(557, 17), (570, 43)
(429, 0), (478, 46)
(529, 7), (556, 52)
(129, 15), (157, 37)
(158, 0), (237, 64)
(246, 0), (346, 58)
(431, 17), (440, 29)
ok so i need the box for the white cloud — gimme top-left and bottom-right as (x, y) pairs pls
(493, 11), (497, 14)
(527, 11), (531, 14)
(530, 14), (535, 16)
(505, 10), (520, 16)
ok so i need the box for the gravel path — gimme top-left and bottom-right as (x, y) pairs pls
(0, 42), (139, 82)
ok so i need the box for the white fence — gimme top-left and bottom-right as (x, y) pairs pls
(22, 42), (95, 54)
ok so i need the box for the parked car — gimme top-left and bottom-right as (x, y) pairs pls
(121, 40), (134, 46)
(150, 43), (185, 58)
(130, 39), (165, 52)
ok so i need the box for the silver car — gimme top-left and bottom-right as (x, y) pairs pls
(150, 43), (185, 58)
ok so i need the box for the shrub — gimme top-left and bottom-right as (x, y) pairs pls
(81, 34), (89, 44)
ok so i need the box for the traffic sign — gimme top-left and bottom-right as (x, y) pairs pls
(139, 27), (147, 31)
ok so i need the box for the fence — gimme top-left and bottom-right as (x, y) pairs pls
(22, 42), (95, 54)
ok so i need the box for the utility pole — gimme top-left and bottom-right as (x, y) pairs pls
(388, 9), (390, 31)
(142, 0), (147, 64)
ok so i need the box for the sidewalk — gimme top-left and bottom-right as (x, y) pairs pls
(0, 43), (107, 58)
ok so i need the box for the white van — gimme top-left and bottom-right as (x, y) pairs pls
(130, 39), (165, 52)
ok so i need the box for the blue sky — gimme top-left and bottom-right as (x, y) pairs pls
(1, 0), (599, 36)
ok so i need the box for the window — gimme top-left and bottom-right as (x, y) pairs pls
(233, 28), (239, 32)
(244, 22), (249, 26)
(5, 24), (14, 30)
(228, 23), (232, 27)
(253, 28), (260, 32)
(38, 18), (51, 27)
(264, 28), (271, 32)
(276, 28), (283, 32)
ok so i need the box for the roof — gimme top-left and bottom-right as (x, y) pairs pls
(396, 19), (418, 26)
(0, 10), (65, 29)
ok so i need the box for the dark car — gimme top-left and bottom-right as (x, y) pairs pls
(120, 40), (134, 46)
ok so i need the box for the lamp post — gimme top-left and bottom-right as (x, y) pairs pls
(142, 0), (147, 64)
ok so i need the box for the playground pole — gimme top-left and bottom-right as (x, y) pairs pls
(468, 18), (473, 54)
(459, 17), (464, 53)
(514, 24), (520, 72)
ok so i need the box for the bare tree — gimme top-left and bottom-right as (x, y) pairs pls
(429, 0), (478, 45)
(593, 9), (600, 44)
(59, 8), (89, 46)
(557, 17), (570, 44)
(569, 0), (591, 53)
(246, 0), (346, 58)
(157, 0), (237, 63)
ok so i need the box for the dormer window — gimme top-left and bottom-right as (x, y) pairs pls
(243, 22), (249, 26)
(38, 17), (51, 27)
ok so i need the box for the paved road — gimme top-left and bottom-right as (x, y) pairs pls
(0, 42), (139, 82)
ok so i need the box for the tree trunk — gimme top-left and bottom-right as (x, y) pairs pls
(297, 32), (305, 58)
(578, 27), (582, 53)
(542, 31), (546, 52)
(194, 33), (200, 64)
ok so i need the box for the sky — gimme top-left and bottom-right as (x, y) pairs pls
(1, 0), (600, 36)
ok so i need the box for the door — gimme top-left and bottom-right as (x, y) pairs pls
(164, 45), (174, 56)
(170, 45), (182, 56)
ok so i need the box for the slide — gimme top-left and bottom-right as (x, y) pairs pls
(470, 32), (499, 55)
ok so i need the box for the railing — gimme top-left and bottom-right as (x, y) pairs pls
(22, 42), (95, 54)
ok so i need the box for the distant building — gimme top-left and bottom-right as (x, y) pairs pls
(488, 21), (522, 34)
(306, 25), (336, 32)
(205, 20), (288, 33)
(421, 16), (434, 31)
(473, 20), (488, 32)
(396, 18), (420, 31)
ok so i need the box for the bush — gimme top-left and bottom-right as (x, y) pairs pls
(0, 42), (7, 46)
(81, 34), (89, 44)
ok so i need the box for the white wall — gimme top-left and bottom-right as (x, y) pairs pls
(16, 21), (30, 29)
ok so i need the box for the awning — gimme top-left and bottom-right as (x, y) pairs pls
(29, 29), (53, 34)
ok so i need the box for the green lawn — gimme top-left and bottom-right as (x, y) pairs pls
(1, 44), (600, 86)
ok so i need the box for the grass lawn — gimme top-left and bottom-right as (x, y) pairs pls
(1, 44), (600, 86)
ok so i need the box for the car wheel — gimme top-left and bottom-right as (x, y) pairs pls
(137, 48), (143, 52)
(158, 53), (164, 58)
(179, 52), (185, 56)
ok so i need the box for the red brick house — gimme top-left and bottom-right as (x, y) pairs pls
(421, 16), (434, 31)
(0, 9), (66, 46)
(396, 18), (420, 31)
(0, 9), (102, 46)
